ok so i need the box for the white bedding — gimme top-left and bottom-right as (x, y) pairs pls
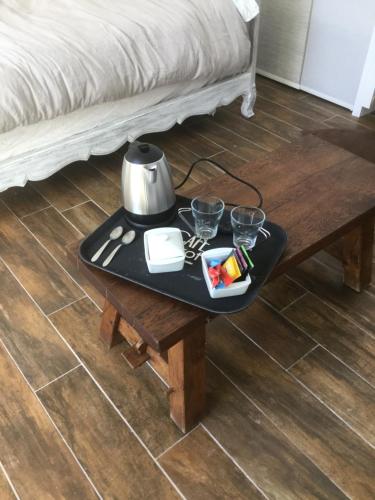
(0, 0), (255, 135)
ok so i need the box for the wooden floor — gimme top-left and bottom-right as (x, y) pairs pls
(1, 76), (374, 499)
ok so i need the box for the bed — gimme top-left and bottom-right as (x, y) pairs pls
(0, 0), (260, 191)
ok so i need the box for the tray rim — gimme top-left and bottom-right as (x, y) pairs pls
(78, 199), (288, 314)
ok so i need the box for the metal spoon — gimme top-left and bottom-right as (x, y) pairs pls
(102, 230), (136, 267)
(91, 226), (123, 263)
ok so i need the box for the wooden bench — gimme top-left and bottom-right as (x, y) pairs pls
(68, 133), (375, 433)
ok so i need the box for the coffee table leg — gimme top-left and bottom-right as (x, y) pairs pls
(168, 324), (206, 433)
(100, 299), (122, 348)
(342, 217), (374, 292)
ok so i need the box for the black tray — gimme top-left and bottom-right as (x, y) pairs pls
(79, 195), (287, 314)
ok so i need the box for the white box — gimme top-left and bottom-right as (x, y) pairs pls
(201, 248), (251, 299)
(144, 227), (185, 274)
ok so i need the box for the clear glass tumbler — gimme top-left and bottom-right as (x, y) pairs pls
(191, 196), (224, 240)
(231, 206), (265, 249)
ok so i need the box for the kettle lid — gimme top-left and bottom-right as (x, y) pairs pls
(125, 142), (163, 165)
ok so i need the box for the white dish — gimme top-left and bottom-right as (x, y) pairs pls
(201, 248), (251, 299)
(144, 227), (185, 274)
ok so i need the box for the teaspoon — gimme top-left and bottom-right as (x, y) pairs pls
(91, 226), (123, 263)
(102, 230), (136, 267)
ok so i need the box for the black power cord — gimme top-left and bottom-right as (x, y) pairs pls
(174, 158), (263, 209)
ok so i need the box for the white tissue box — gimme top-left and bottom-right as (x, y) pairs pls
(201, 248), (251, 299)
(144, 227), (185, 274)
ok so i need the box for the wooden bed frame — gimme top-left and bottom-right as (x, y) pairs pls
(0, 15), (259, 191)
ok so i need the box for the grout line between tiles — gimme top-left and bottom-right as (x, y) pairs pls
(259, 293), (375, 388)
(61, 199), (92, 214)
(47, 297), (86, 317)
(156, 426), (198, 461)
(0, 461), (21, 500)
(205, 120), (270, 153)
(288, 370), (375, 450)
(286, 345), (319, 371)
(252, 108), (303, 134)
(225, 313), (375, 448)
(0, 200), (91, 308)
(21, 204), (51, 220)
(277, 304), (375, 391)
(0, 337), (103, 500)
(280, 291), (308, 312)
(35, 364), (81, 393)
(0, 263), (184, 499)
(227, 107), (292, 143)
(258, 95), (327, 125)
(201, 424), (269, 499)
(182, 126), (255, 163)
(205, 357), (349, 499)
(286, 274), (375, 340)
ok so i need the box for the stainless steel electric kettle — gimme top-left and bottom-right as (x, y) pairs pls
(121, 142), (176, 227)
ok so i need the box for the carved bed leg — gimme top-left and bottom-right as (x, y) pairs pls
(241, 13), (260, 119)
(241, 84), (256, 118)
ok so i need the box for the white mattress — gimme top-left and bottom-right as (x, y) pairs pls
(0, 0), (252, 134)
(0, 0), (259, 163)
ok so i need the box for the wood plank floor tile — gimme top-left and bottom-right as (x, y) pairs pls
(229, 100), (302, 142)
(185, 117), (266, 160)
(298, 93), (359, 119)
(255, 97), (327, 131)
(206, 317), (375, 499)
(214, 108), (288, 151)
(205, 362), (347, 499)
(324, 115), (373, 131)
(23, 206), (103, 307)
(290, 346), (375, 445)
(0, 260), (78, 389)
(256, 82), (335, 122)
(207, 150), (247, 173)
(0, 343), (97, 499)
(62, 162), (122, 215)
(288, 259), (375, 335)
(358, 112), (375, 131)
(0, 202), (82, 315)
(39, 366), (178, 499)
(88, 153), (123, 186)
(229, 300), (316, 368)
(153, 140), (213, 184)
(284, 293), (375, 386)
(172, 166), (200, 196)
(0, 184), (49, 218)
(146, 124), (223, 157)
(62, 200), (107, 236)
(159, 426), (263, 499)
(251, 110), (303, 141)
(50, 298), (183, 456)
(33, 174), (88, 211)
(260, 275), (306, 310)
(0, 468), (17, 500)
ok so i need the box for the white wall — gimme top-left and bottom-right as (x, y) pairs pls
(301, 0), (375, 110)
(353, 26), (375, 116)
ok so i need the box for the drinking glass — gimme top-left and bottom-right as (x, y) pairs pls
(231, 206), (265, 249)
(191, 196), (224, 240)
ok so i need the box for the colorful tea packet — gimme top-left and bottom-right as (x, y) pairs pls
(207, 247), (255, 289)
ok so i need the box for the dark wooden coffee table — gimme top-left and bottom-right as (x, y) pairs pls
(68, 133), (375, 433)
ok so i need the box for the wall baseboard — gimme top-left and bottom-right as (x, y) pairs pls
(256, 69), (301, 90)
(300, 85), (353, 111)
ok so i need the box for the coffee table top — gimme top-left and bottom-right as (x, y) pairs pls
(70, 132), (375, 352)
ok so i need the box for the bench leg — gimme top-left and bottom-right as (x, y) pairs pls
(342, 217), (374, 292)
(99, 299), (122, 348)
(168, 324), (206, 433)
